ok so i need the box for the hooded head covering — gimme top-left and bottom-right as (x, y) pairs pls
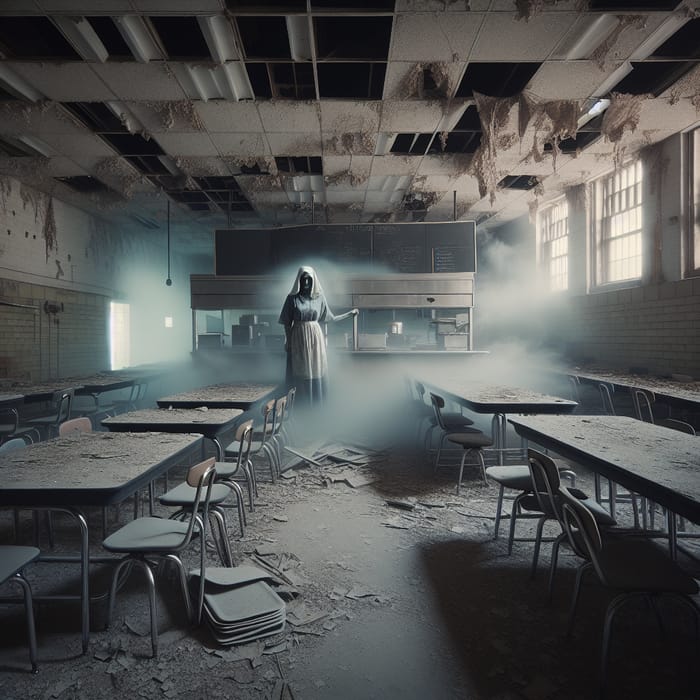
(289, 265), (323, 299)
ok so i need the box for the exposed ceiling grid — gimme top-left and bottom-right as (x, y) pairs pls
(0, 1), (697, 254)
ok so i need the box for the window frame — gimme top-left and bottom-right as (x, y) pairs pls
(687, 126), (700, 276)
(538, 197), (569, 292)
(592, 159), (644, 288)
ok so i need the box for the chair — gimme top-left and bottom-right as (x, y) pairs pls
(2, 407), (39, 444)
(504, 449), (616, 577)
(103, 457), (218, 657)
(58, 416), (93, 436)
(224, 398), (279, 484)
(278, 385), (297, 455)
(417, 382), (475, 454)
(214, 419), (255, 516)
(429, 393), (492, 492)
(484, 459), (576, 540)
(559, 485), (700, 697)
(0, 545), (40, 673)
(633, 388), (696, 434)
(22, 389), (74, 440)
(159, 456), (242, 559)
(111, 381), (149, 414)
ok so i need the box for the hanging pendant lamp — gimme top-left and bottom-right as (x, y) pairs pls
(165, 198), (172, 286)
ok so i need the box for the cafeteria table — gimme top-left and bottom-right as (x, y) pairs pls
(103, 407), (243, 460)
(0, 431), (203, 652)
(508, 414), (700, 558)
(156, 382), (278, 411)
(418, 377), (577, 463)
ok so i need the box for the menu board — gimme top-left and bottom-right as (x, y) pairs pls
(215, 222), (475, 275)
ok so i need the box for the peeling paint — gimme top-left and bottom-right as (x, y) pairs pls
(144, 100), (205, 131)
(42, 196), (57, 262)
(325, 132), (375, 156)
(94, 158), (148, 199)
(600, 92), (650, 168)
(396, 62), (452, 100)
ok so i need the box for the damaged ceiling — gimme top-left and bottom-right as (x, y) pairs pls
(0, 0), (699, 257)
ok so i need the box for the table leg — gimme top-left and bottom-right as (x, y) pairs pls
(667, 509), (677, 561)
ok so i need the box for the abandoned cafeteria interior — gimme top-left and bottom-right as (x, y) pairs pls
(1, 2), (699, 699)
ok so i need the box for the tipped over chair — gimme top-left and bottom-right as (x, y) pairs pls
(103, 457), (218, 656)
(559, 485), (700, 697)
(0, 545), (40, 673)
(429, 392), (492, 492)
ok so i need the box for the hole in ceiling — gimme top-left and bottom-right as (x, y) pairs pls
(149, 16), (211, 60)
(239, 163), (269, 175)
(55, 176), (113, 194)
(226, 0), (306, 11)
(609, 61), (697, 96)
(86, 17), (133, 58)
(317, 62), (386, 98)
(651, 18), (700, 58)
(275, 156), (323, 174)
(454, 105), (482, 131)
(314, 17), (392, 60)
(456, 62), (541, 98)
(312, 1), (395, 9)
(193, 176), (243, 191)
(0, 85), (19, 101)
(498, 175), (539, 190)
(147, 174), (188, 189)
(271, 63), (316, 99)
(237, 16), (292, 59)
(429, 131), (482, 154)
(587, 0), (678, 9)
(246, 63), (274, 98)
(0, 16), (81, 59)
(62, 103), (126, 133)
(544, 132), (601, 153)
(390, 133), (432, 156)
(131, 157), (173, 176)
(101, 133), (165, 157)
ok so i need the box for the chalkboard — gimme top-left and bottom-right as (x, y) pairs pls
(373, 224), (426, 273)
(215, 222), (475, 275)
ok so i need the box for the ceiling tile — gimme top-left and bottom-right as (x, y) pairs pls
(194, 101), (263, 133)
(125, 101), (203, 133)
(526, 60), (617, 100)
(0, 102), (87, 136)
(370, 154), (420, 177)
(266, 132), (323, 155)
(43, 156), (88, 177)
(35, 1), (132, 10)
(390, 13), (485, 62)
(383, 60), (466, 101)
(130, 0), (221, 11)
(379, 99), (447, 133)
(152, 132), (219, 157)
(319, 101), (382, 136)
(6, 62), (116, 101)
(210, 132), (272, 157)
(257, 101), (321, 133)
(172, 157), (232, 177)
(470, 13), (579, 61)
(90, 63), (187, 100)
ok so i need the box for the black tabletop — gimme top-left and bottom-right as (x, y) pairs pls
(508, 414), (700, 524)
(0, 431), (202, 507)
(156, 383), (278, 410)
(102, 407), (243, 439)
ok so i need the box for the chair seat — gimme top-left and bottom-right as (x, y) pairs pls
(445, 431), (492, 448)
(159, 482), (231, 507)
(485, 465), (532, 491)
(213, 461), (240, 479)
(0, 546), (40, 580)
(103, 517), (192, 552)
(599, 537), (700, 593)
(442, 412), (475, 428)
(225, 440), (264, 457)
(519, 490), (617, 528)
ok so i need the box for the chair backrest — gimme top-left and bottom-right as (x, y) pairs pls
(184, 457), (217, 539)
(53, 389), (74, 424)
(660, 418), (696, 435)
(59, 416), (93, 436)
(598, 383), (615, 415)
(528, 448), (562, 517)
(567, 375), (581, 403)
(0, 408), (19, 438)
(632, 388), (655, 423)
(272, 396), (287, 436)
(559, 485), (603, 571)
(0, 437), (27, 454)
(283, 386), (296, 422)
(233, 419), (254, 470)
(429, 392), (448, 431)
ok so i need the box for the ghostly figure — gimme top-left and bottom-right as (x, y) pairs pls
(278, 265), (357, 404)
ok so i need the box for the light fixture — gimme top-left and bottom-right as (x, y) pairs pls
(164, 316), (173, 328)
(166, 199), (172, 287)
(52, 16), (109, 62)
(0, 65), (44, 101)
(113, 15), (162, 62)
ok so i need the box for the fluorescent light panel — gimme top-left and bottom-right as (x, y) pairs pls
(52, 16), (109, 62)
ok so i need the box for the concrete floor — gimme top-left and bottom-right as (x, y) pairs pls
(0, 412), (698, 700)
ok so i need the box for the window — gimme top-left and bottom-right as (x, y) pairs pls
(689, 126), (700, 274)
(539, 200), (569, 291)
(596, 160), (643, 284)
(110, 301), (130, 370)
